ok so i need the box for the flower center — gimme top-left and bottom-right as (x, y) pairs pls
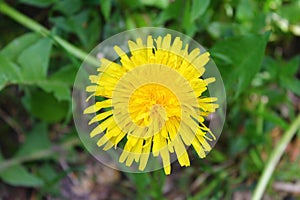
(129, 83), (180, 127)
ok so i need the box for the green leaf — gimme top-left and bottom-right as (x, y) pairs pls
(53, 0), (82, 16)
(22, 89), (69, 123)
(38, 65), (77, 101)
(17, 37), (53, 80)
(265, 56), (300, 96)
(236, 0), (255, 22)
(0, 33), (74, 98)
(0, 53), (22, 90)
(37, 164), (58, 183)
(278, 2), (300, 24)
(211, 32), (270, 99)
(279, 56), (300, 77)
(139, 0), (169, 9)
(38, 81), (71, 101)
(191, 0), (210, 21)
(0, 164), (43, 187)
(155, 0), (184, 25)
(15, 123), (51, 158)
(19, 0), (58, 7)
(207, 22), (235, 39)
(1, 33), (41, 61)
(282, 78), (300, 96)
(51, 10), (100, 48)
(50, 16), (73, 32)
(100, 0), (111, 20)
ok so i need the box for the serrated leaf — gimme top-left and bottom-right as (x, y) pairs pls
(0, 164), (43, 187)
(211, 32), (270, 99)
(17, 37), (53, 80)
(15, 123), (51, 158)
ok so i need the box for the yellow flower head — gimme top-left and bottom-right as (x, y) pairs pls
(84, 34), (219, 175)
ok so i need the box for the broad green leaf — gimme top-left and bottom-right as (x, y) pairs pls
(17, 37), (53, 80)
(100, 0), (112, 20)
(38, 65), (76, 101)
(1, 33), (40, 61)
(15, 123), (51, 158)
(211, 32), (270, 99)
(48, 65), (77, 86)
(0, 164), (43, 187)
(22, 89), (69, 123)
(0, 33), (74, 98)
(19, 0), (58, 7)
(0, 54), (22, 90)
(191, 0), (210, 21)
(38, 81), (70, 101)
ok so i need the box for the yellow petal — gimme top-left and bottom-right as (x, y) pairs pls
(84, 99), (112, 114)
(88, 110), (113, 125)
(192, 138), (206, 158)
(90, 116), (114, 137)
(160, 146), (171, 175)
(138, 137), (152, 171)
(161, 34), (171, 50)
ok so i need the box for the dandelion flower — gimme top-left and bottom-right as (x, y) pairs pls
(84, 34), (219, 175)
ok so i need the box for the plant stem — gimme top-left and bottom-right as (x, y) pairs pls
(252, 114), (300, 200)
(0, 1), (99, 67)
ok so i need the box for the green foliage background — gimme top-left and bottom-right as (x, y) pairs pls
(0, 0), (300, 199)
